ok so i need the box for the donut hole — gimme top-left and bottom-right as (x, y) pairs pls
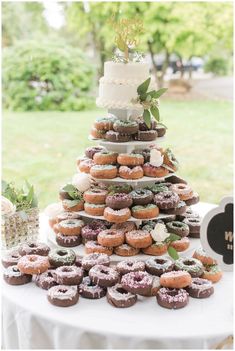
(163, 194), (171, 199)
(11, 254), (20, 258)
(57, 251), (67, 257)
(184, 260), (196, 266)
(166, 290), (178, 297)
(127, 262), (134, 267)
(58, 288), (68, 294)
(178, 185), (185, 190)
(134, 276), (143, 282)
(172, 223), (183, 228)
(154, 259), (167, 265)
(47, 272), (53, 278)
(61, 267), (73, 272)
(116, 287), (128, 295)
(194, 280), (205, 286)
(28, 243), (36, 248)
(12, 267), (20, 272)
(100, 269), (109, 275)
(28, 256), (37, 262)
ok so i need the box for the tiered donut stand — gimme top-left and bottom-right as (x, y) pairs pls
(47, 108), (194, 261)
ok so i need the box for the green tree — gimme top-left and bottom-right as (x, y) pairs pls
(2, 2), (49, 46)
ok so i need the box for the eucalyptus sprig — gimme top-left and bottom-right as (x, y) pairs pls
(62, 184), (83, 208)
(132, 77), (167, 128)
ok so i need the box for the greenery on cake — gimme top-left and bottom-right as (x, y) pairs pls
(132, 77), (168, 128)
(2, 180), (38, 212)
(164, 233), (181, 260)
(110, 17), (144, 63)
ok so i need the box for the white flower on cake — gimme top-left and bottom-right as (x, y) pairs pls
(44, 202), (63, 218)
(151, 223), (169, 242)
(150, 149), (164, 167)
(1, 196), (16, 216)
(72, 173), (91, 192)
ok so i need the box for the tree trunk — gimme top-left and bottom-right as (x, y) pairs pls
(188, 56), (193, 80)
(158, 51), (170, 88)
(147, 40), (159, 86)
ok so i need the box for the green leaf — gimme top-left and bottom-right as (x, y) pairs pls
(139, 93), (147, 102)
(167, 246), (179, 260)
(143, 109), (151, 128)
(137, 77), (151, 95)
(166, 233), (181, 242)
(2, 180), (8, 193)
(153, 88), (168, 98)
(150, 105), (160, 121)
(63, 184), (76, 192)
(157, 122), (168, 129)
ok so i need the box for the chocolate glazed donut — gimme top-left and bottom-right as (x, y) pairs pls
(105, 193), (133, 210)
(156, 287), (189, 309)
(107, 284), (137, 308)
(130, 189), (153, 206)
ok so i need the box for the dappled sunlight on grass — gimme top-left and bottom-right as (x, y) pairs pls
(3, 99), (233, 208)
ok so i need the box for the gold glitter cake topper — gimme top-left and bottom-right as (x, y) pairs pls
(110, 16), (144, 61)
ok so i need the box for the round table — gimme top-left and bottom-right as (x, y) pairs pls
(2, 203), (233, 349)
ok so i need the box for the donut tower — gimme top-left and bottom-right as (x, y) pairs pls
(46, 48), (201, 260)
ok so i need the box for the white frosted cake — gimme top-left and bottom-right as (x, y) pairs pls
(96, 61), (152, 110)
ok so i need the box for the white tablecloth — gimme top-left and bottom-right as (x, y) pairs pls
(1, 203), (233, 349)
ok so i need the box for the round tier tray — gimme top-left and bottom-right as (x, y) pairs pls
(91, 175), (173, 184)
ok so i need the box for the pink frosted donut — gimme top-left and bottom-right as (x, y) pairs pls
(18, 255), (49, 275)
(116, 259), (145, 275)
(89, 264), (119, 287)
(121, 271), (153, 296)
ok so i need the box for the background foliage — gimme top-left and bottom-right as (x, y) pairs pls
(3, 40), (94, 111)
(2, 1), (233, 110)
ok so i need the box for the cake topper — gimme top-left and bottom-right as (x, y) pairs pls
(110, 16), (144, 62)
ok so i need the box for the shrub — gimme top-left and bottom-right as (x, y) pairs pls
(3, 40), (95, 111)
(204, 57), (230, 76)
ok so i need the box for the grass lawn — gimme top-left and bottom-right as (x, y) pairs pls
(2, 99), (233, 209)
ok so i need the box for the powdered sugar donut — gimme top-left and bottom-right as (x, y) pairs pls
(47, 285), (79, 307)
(156, 287), (189, 309)
(160, 270), (192, 289)
(116, 259), (145, 275)
(84, 203), (106, 216)
(117, 153), (144, 166)
(53, 266), (83, 285)
(111, 221), (136, 233)
(89, 264), (119, 287)
(78, 159), (94, 173)
(62, 199), (84, 212)
(105, 193), (133, 210)
(82, 253), (110, 271)
(169, 237), (190, 252)
(142, 242), (168, 256)
(107, 284), (137, 308)
(143, 163), (169, 178)
(104, 207), (131, 223)
(18, 255), (49, 275)
(202, 265), (222, 283)
(56, 211), (80, 223)
(84, 188), (108, 204)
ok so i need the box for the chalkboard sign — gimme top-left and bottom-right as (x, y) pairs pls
(200, 196), (233, 272)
